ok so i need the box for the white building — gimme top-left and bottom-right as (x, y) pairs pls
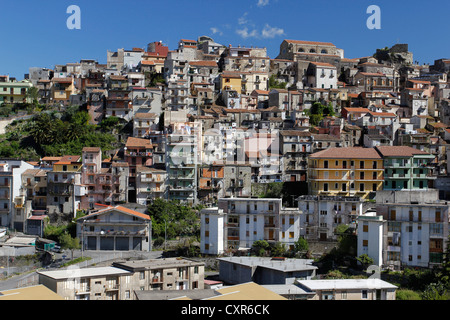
(357, 212), (385, 267)
(365, 190), (450, 270)
(200, 198), (302, 254)
(135, 167), (167, 205)
(297, 195), (366, 241)
(306, 62), (337, 89)
(0, 160), (35, 228)
(200, 207), (225, 255)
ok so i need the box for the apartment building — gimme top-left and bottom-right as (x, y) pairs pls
(306, 62), (338, 89)
(208, 198), (301, 252)
(133, 112), (159, 137)
(0, 76), (34, 105)
(0, 160), (34, 228)
(124, 137), (153, 197)
(76, 205), (151, 252)
(21, 169), (47, 211)
(165, 122), (201, 204)
(296, 279), (397, 300)
(374, 190), (449, 269)
(308, 147), (384, 199)
(375, 146), (435, 190)
(198, 164), (224, 203)
(135, 166), (167, 205)
(46, 156), (84, 219)
(279, 130), (313, 182)
(38, 266), (134, 300)
(298, 195), (367, 242)
(38, 258), (205, 300)
(50, 77), (76, 105)
(112, 258), (205, 291)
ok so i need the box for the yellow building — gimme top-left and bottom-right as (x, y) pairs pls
(51, 77), (76, 104)
(53, 155), (82, 172)
(220, 71), (242, 94)
(308, 147), (383, 199)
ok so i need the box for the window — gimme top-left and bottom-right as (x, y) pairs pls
(341, 291), (347, 300)
(390, 210), (396, 221)
(359, 183), (365, 192)
(435, 211), (441, 223)
(324, 160), (328, 168)
(360, 172), (364, 180)
(323, 183), (329, 192)
(363, 225), (369, 232)
(362, 290), (368, 299)
(360, 161), (365, 169)
(363, 240), (368, 247)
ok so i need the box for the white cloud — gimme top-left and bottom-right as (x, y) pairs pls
(257, 0), (269, 7)
(210, 27), (223, 36)
(261, 24), (285, 38)
(236, 27), (259, 39)
(238, 12), (248, 25)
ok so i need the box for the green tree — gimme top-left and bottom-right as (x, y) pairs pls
(147, 199), (200, 240)
(26, 87), (40, 106)
(294, 236), (309, 253)
(59, 232), (81, 260)
(268, 75), (287, 89)
(251, 240), (270, 256)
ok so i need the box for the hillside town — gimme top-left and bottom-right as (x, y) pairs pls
(0, 36), (450, 301)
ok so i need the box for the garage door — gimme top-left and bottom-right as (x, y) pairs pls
(133, 237), (142, 250)
(87, 236), (97, 250)
(100, 237), (114, 250)
(115, 237), (129, 251)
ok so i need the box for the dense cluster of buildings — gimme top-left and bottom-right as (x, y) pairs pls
(1, 37), (450, 276)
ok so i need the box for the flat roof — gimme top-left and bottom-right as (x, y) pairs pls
(297, 279), (397, 291)
(217, 257), (317, 272)
(37, 266), (132, 280)
(113, 258), (204, 271)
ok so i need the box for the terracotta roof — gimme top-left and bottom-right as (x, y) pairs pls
(309, 62), (336, 68)
(358, 72), (386, 77)
(141, 60), (155, 65)
(125, 137), (152, 148)
(368, 111), (397, 117)
(55, 155), (81, 164)
(343, 107), (370, 113)
(285, 39), (335, 47)
(189, 60), (218, 67)
(81, 205), (150, 221)
(279, 130), (312, 137)
(41, 156), (62, 161)
(82, 147), (101, 152)
(134, 113), (158, 119)
(375, 146), (431, 157)
(52, 77), (73, 83)
(310, 147), (382, 159)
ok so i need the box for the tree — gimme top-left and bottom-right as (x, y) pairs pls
(357, 254), (374, 269)
(26, 87), (40, 106)
(59, 232), (81, 260)
(268, 75), (287, 90)
(294, 237), (309, 253)
(251, 240), (270, 256)
(147, 199), (200, 240)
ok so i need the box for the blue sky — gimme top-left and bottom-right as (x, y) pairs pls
(1, 0), (449, 79)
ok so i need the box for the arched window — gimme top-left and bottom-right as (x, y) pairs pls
(298, 48), (305, 52)
(321, 49), (328, 54)
(309, 49), (316, 53)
